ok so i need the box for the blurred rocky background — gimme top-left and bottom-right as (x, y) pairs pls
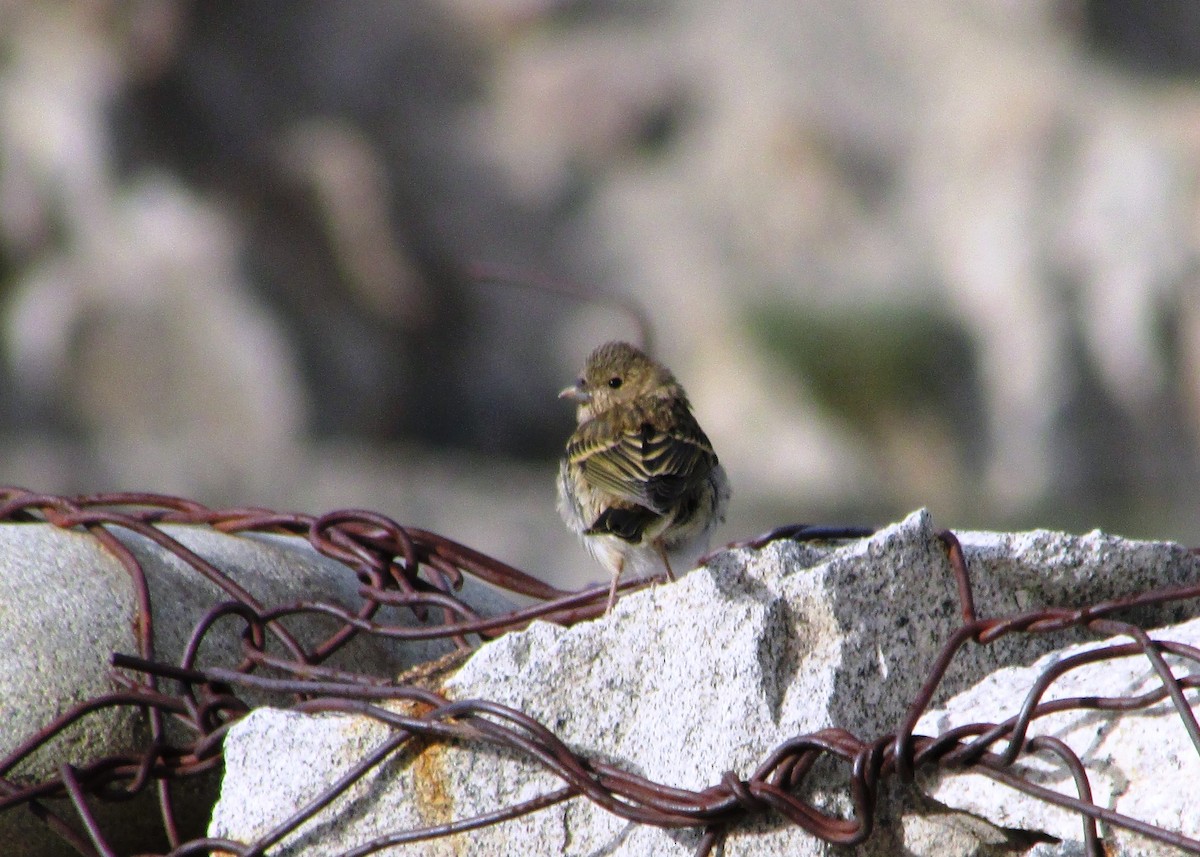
(3, 0), (1200, 588)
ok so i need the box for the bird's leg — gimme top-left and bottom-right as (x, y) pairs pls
(655, 542), (676, 581)
(606, 557), (625, 613)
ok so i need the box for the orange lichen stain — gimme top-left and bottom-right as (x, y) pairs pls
(410, 739), (455, 829)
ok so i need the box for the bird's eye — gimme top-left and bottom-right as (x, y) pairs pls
(608, 376), (623, 389)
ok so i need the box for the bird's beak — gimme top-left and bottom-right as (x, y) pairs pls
(559, 384), (590, 403)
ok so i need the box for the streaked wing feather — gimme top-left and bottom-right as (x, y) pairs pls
(568, 403), (716, 513)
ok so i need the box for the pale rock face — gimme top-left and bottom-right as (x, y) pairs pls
(208, 511), (1200, 856)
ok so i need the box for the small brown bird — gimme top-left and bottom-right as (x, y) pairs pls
(557, 341), (730, 612)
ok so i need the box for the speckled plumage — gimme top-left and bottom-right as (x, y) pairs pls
(557, 341), (730, 611)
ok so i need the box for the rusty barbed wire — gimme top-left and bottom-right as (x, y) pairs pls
(1, 487), (1198, 856)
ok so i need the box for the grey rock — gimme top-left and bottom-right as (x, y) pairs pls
(0, 522), (503, 856)
(915, 616), (1200, 855)
(209, 511), (1200, 855)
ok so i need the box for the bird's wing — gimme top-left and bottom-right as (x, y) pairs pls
(568, 401), (717, 514)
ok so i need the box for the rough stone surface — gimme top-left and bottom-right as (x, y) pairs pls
(209, 511), (1200, 855)
(914, 616), (1200, 856)
(0, 522), (507, 857)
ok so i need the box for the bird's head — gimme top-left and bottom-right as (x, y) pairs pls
(559, 341), (679, 421)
